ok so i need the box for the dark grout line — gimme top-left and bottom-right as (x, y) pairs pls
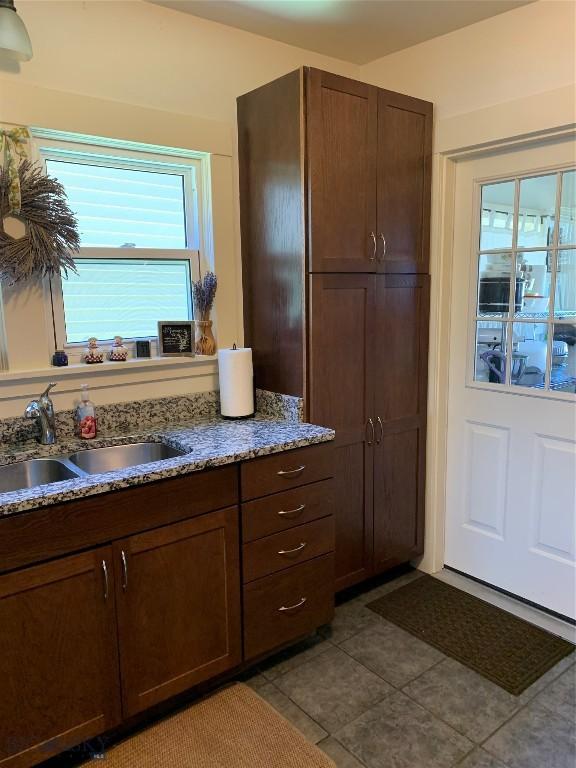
(316, 735), (370, 768)
(475, 668), (576, 752)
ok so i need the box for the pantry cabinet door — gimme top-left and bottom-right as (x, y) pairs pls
(307, 68), (378, 273)
(115, 508), (241, 717)
(0, 547), (121, 768)
(372, 275), (430, 572)
(376, 89), (432, 273)
(308, 273), (376, 589)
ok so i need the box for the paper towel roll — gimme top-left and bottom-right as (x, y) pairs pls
(218, 346), (254, 418)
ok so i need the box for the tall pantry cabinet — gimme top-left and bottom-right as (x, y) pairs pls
(238, 68), (432, 591)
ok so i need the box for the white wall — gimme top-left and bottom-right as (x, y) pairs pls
(5, 0), (356, 123)
(0, 0), (357, 417)
(1, 0), (573, 420)
(359, 0), (575, 121)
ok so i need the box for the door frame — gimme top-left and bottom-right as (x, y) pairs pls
(418, 88), (576, 575)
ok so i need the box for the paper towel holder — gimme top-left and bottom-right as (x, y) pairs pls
(218, 343), (255, 420)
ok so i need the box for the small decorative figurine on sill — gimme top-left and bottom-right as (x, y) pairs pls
(108, 336), (128, 361)
(52, 349), (68, 367)
(82, 337), (104, 364)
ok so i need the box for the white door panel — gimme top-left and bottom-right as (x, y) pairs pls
(445, 139), (576, 619)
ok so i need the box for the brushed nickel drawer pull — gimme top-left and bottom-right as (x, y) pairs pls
(101, 559), (109, 601)
(278, 542), (307, 555)
(278, 597), (307, 612)
(278, 503), (306, 517)
(120, 549), (128, 592)
(277, 465), (306, 477)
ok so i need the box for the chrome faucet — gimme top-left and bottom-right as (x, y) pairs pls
(25, 382), (57, 445)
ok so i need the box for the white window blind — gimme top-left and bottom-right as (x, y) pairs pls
(45, 159), (188, 249)
(41, 140), (202, 350)
(61, 258), (193, 343)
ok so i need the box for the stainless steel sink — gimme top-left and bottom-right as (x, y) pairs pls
(67, 442), (184, 475)
(0, 459), (80, 494)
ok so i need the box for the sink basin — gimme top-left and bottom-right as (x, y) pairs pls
(67, 442), (184, 475)
(0, 459), (80, 494)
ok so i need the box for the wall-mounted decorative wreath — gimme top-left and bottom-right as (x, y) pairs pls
(0, 160), (79, 285)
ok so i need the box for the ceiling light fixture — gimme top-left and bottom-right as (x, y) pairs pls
(0, 0), (33, 62)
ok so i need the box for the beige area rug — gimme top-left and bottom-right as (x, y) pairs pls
(84, 683), (335, 767)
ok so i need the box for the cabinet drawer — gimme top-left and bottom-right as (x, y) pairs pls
(241, 443), (334, 501)
(243, 554), (334, 660)
(242, 479), (334, 542)
(243, 516), (334, 582)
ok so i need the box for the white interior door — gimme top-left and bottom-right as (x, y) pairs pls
(445, 138), (576, 620)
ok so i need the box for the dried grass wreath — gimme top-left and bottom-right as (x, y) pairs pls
(0, 160), (79, 285)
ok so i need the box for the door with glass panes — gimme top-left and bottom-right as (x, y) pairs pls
(445, 140), (575, 619)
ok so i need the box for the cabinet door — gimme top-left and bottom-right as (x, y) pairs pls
(0, 548), (120, 768)
(308, 274), (375, 590)
(115, 508), (241, 717)
(376, 90), (432, 273)
(307, 68), (378, 273)
(373, 275), (430, 572)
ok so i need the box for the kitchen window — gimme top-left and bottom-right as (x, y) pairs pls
(40, 139), (203, 356)
(472, 168), (576, 397)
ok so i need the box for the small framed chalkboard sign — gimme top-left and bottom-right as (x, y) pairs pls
(157, 321), (195, 357)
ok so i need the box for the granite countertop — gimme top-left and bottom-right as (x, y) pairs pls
(0, 415), (334, 518)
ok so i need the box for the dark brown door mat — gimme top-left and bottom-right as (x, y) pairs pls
(367, 575), (574, 695)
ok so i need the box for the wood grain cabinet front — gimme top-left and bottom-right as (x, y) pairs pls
(0, 454), (335, 768)
(238, 67), (432, 593)
(243, 554), (335, 661)
(241, 479), (334, 542)
(243, 516), (334, 582)
(0, 548), (121, 768)
(240, 443), (334, 501)
(114, 507), (242, 717)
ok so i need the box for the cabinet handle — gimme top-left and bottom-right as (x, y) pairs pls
(366, 418), (375, 446)
(370, 231), (377, 261)
(120, 549), (128, 592)
(278, 542), (307, 556)
(278, 503), (306, 517)
(376, 416), (383, 445)
(277, 465), (306, 478)
(278, 597), (307, 612)
(379, 233), (386, 260)
(101, 559), (109, 601)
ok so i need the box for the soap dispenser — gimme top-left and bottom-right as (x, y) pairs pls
(75, 384), (97, 440)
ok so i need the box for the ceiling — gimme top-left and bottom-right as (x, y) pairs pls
(146, 0), (534, 64)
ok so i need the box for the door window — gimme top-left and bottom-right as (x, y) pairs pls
(473, 169), (576, 396)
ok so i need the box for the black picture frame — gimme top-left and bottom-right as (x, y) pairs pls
(135, 340), (151, 358)
(157, 321), (195, 357)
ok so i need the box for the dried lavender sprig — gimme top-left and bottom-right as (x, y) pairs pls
(192, 270), (218, 320)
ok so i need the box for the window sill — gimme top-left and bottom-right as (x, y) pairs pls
(0, 355), (218, 383)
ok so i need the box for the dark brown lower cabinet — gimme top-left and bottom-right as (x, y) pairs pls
(0, 548), (121, 768)
(0, 449), (334, 768)
(243, 554), (334, 660)
(115, 507), (242, 717)
(308, 273), (429, 589)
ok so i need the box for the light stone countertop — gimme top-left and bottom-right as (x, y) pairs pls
(0, 414), (334, 518)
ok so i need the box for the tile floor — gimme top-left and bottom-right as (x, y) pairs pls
(243, 570), (576, 768)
